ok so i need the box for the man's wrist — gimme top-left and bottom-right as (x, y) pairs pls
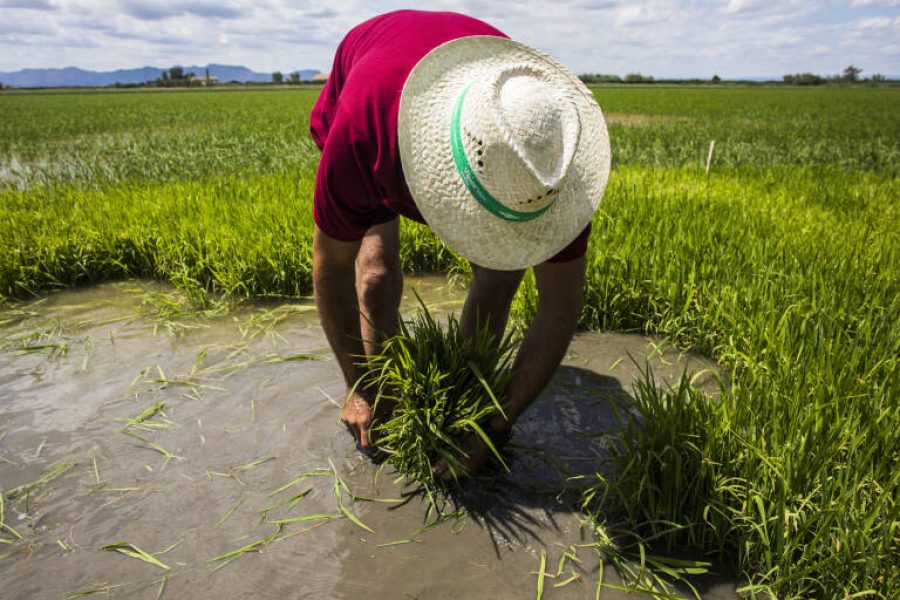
(485, 416), (514, 448)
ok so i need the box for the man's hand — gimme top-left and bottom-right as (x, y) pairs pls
(431, 417), (509, 481)
(431, 433), (492, 481)
(340, 389), (375, 448)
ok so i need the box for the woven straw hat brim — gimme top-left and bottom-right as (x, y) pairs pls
(398, 36), (611, 270)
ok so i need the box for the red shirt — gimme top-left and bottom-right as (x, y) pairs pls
(310, 10), (589, 263)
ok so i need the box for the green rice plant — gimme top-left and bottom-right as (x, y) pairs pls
(0, 493), (22, 544)
(101, 541), (170, 570)
(267, 468), (332, 497)
(536, 548), (547, 599)
(115, 402), (169, 431)
(118, 430), (180, 465)
(228, 456), (275, 472)
(215, 496), (245, 529)
(578, 365), (898, 599)
(65, 582), (130, 598)
(206, 525), (284, 570)
(327, 458), (374, 533)
(365, 303), (517, 506)
(3, 460), (73, 506)
(506, 162), (899, 598)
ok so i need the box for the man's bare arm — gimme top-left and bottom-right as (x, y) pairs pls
(313, 225), (364, 386)
(313, 225), (382, 447)
(493, 255), (585, 430)
(434, 255), (585, 479)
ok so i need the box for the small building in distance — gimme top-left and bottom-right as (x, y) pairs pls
(310, 72), (329, 83)
(190, 75), (218, 86)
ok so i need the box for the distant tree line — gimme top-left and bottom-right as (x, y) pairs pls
(149, 66), (217, 87)
(578, 73), (725, 84)
(579, 73), (655, 84)
(271, 71), (316, 84)
(784, 66), (888, 86)
(577, 65), (892, 86)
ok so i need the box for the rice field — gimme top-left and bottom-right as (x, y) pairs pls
(1, 85), (898, 598)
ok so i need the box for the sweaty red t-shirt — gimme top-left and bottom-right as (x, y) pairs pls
(310, 10), (590, 263)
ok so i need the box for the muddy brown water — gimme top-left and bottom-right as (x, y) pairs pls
(0, 276), (739, 599)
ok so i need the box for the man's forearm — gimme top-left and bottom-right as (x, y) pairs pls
(497, 299), (580, 428)
(493, 258), (585, 431)
(313, 227), (366, 389)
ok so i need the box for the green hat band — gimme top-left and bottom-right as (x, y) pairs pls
(450, 83), (553, 223)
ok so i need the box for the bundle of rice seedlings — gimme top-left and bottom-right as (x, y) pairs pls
(364, 304), (517, 505)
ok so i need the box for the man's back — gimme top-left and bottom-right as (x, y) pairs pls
(310, 11), (506, 241)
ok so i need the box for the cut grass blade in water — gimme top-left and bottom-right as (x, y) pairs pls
(116, 402), (168, 431)
(328, 459), (374, 534)
(259, 489), (311, 520)
(66, 582), (130, 598)
(268, 513), (343, 525)
(376, 538), (422, 548)
(119, 430), (180, 463)
(101, 541), (170, 570)
(207, 525), (283, 569)
(3, 460), (73, 505)
(215, 496), (245, 529)
(268, 468), (332, 497)
(536, 548), (547, 600)
(229, 456), (275, 472)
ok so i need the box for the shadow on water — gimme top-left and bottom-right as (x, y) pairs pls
(441, 366), (628, 557)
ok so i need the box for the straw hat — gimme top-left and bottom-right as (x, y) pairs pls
(398, 35), (611, 270)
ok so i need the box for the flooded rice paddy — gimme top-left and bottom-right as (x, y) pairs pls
(1, 276), (736, 599)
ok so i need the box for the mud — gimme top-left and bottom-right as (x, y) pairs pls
(0, 277), (737, 599)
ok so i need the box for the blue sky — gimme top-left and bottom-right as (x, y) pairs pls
(0, 1), (897, 78)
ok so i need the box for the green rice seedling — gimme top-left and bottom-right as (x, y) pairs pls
(328, 458), (374, 533)
(215, 496), (245, 529)
(267, 468), (332, 497)
(228, 456), (275, 472)
(0, 321), (75, 357)
(364, 304), (516, 506)
(116, 402), (168, 431)
(65, 582), (130, 598)
(375, 538), (421, 548)
(258, 489), (311, 523)
(118, 430), (180, 465)
(238, 302), (316, 342)
(206, 525), (284, 570)
(155, 575), (168, 600)
(351, 494), (406, 504)
(101, 541), (170, 570)
(0, 301), (44, 328)
(535, 548), (547, 600)
(0, 493), (23, 544)
(3, 460), (73, 505)
(268, 513), (343, 526)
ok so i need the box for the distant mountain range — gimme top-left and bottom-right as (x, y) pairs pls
(0, 64), (321, 88)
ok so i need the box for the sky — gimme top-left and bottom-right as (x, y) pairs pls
(0, 0), (898, 78)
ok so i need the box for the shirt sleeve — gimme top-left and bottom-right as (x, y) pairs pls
(313, 113), (380, 242)
(545, 224), (591, 263)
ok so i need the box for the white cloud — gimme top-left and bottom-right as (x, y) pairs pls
(118, 0), (248, 21)
(850, 0), (900, 7)
(0, 1), (898, 78)
(0, 0), (58, 8)
(723, 0), (769, 14)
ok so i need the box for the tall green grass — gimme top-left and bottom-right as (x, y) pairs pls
(1, 86), (897, 597)
(512, 165), (898, 597)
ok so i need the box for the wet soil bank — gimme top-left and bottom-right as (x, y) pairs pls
(0, 277), (737, 599)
